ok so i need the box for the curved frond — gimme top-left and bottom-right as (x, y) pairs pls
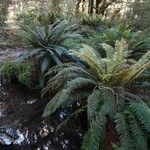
(121, 51), (150, 85)
(101, 43), (114, 59)
(42, 89), (90, 118)
(114, 112), (132, 149)
(127, 111), (148, 150)
(82, 116), (107, 150)
(42, 66), (94, 95)
(45, 63), (78, 77)
(88, 88), (116, 122)
(129, 101), (150, 133)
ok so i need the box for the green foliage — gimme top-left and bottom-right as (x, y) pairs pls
(0, 60), (36, 87)
(41, 38), (150, 149)
(0, 61), (16, 81)
(79, 14), (106, 31)
(16, 62), (36, 86)
(37, 12), (62, 27)
(16, 11), (61, 27)
(15, 10), (37, 26)
(18, 20), (81, 66)
(16, 20), (82, 88)
(86, 26), (150, 59)
(71, 39), (150, 86)
(82, 116), (107, 150)
(0, 14), (5, 26)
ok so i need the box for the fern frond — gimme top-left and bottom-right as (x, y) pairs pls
(42, 90), (90, 118)
(120, 51), (150, 85)
(114, 112), (132, 149)
(70, 46), (105, 78)
(127, 111), (148, 150)
(45, 63), (78, 77)
(129, 101), (150, 133)
(42, 90), (63, 117)
(82, 116), (107, 150)
(42, 67), (94, 95)
(99, 88), (116, 117)
(113, 39), (129, 62)
(101, 43), (115, 59)
(64, 77), (96, 93)
(87, 89), (104, 121)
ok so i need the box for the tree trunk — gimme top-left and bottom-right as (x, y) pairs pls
(96, 0), (101, 14)
(75, 0), (82, 15)
(82, 0), (86, 12)
(88, 0), (94, 15)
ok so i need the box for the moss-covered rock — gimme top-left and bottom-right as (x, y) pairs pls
(0, 60), (37, 88)
(0, 61), (16, 81)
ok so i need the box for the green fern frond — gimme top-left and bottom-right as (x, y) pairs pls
(114, 112), (132, 149)
(64, 77), (96, 94)
(42, 67), (94, 95)
(42, 72), (87, 96)
(43, 90), (90, 118)
(113, 39), (129, 62)
(101, 43), (115, 59)
(45, 63), (78, 77)
(82, 116), (107, 150)
(87, 89), (104, 121)
(99, 88), (116, 117)
(129, 101), (150, 133)
(43, 77), (95, 118)
(121, 51), (150, 85)
(127, 111), (148, 150)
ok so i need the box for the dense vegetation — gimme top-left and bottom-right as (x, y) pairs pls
(0, 0), (150, 150)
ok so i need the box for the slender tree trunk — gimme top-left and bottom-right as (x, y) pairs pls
(75, 0), (82, 15)
(81, 0), (86, 12)
(88, 0), (94, 15)
(96, 0), (101, 14)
